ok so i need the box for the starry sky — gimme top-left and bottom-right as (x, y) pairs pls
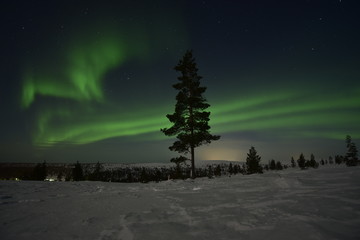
(1, 0), (359, 164)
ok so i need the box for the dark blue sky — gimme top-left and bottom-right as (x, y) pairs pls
(1, 0), (359, 163)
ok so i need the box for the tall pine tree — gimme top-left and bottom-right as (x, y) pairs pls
(161, 50), (220, 178)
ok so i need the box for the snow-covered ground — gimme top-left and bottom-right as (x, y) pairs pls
(1, 165), (359, 240)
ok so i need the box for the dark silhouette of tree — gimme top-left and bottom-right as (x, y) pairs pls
(246, 146), (262, 174)
(161, 50), (220, 178)
(233, 164), (240, 174)
(276, 161), (283, 170)
(33, 161), (47, 181)
(57, 171), (63, 181)
(291, 157), (296, 168)
(308, 154), (318, 168)
(228, 163), (234, 175)
(89, 162), (104, 181)
(345, 135), (358, 166)
(269, 159), (276, 170)
(73, 161), (83, 181)
(140, 168), (149, 183)
(335, 155), (344, 164)
(207, 165), (214, 178)
(297, 153), (306, 169)
(214, 164), (222, 176)
(171, 155), (188, 179)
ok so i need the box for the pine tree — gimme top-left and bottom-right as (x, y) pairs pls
(269, 159), (276, 170)
(214, 164), (222, 176)
(233, 164), (239, 174)
(33, 161), (47, 181)
(297, 153), (306, 169)
(170, 155), (188, 179)
(140, 168), (149, 183)
(73, 161), (83, 181)
(309, 154), (318, 168)
(335, 155), (343, 164)
(246, 146), (262, 174)
(276, 161), (283, 170)
(228, 163), (234, 175)
(291, 157), (296, 168)
(207, 165), (214, 178)
(161, 50), (220, 178)
(89, 162), (104, 181)
(345, 135), (359, 166)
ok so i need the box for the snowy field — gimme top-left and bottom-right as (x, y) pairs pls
(1, 166), (360, 240)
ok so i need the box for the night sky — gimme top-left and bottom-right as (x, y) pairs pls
(1, 0), (359, 164)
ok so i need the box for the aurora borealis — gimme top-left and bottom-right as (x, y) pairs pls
(1, 0), (359, 163)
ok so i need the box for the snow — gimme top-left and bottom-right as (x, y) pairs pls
(1, 166), (360, 240)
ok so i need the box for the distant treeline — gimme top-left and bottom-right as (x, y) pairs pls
(1, 135), (358, 182)
(0, 153), (355, 183)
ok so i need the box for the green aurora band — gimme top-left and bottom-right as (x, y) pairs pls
(21, 13), (188, 147)
(21, 24), (359, 148)
(22, 33), (134, 108)
(29, 87), (360, 147)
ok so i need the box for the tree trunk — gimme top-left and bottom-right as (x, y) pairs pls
(190, 145), (195, 179)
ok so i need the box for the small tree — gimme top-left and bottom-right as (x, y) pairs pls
(171, 155), (188, 179)
(228, 163), (234, 175)
(297, 153), (306, 169)
(246, 146), (262, 174)
(335, 155), (343, 164)
(33, 161), (47, 181)
(291, 157), (296, 168)
(73, 161), (83, 181)
(90, 162), (104, 181)
(207, 165), (214, 178)
(345, 135), (358, 166)
(214, 164), (222, 176)
(269, 159), (276, 170)
(233, 164), (240, 174)
(161, 50), (220, 178)
(140, 168), (149, 183)
(276, 161), (283, 170)
(309, 154), (318, 168)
